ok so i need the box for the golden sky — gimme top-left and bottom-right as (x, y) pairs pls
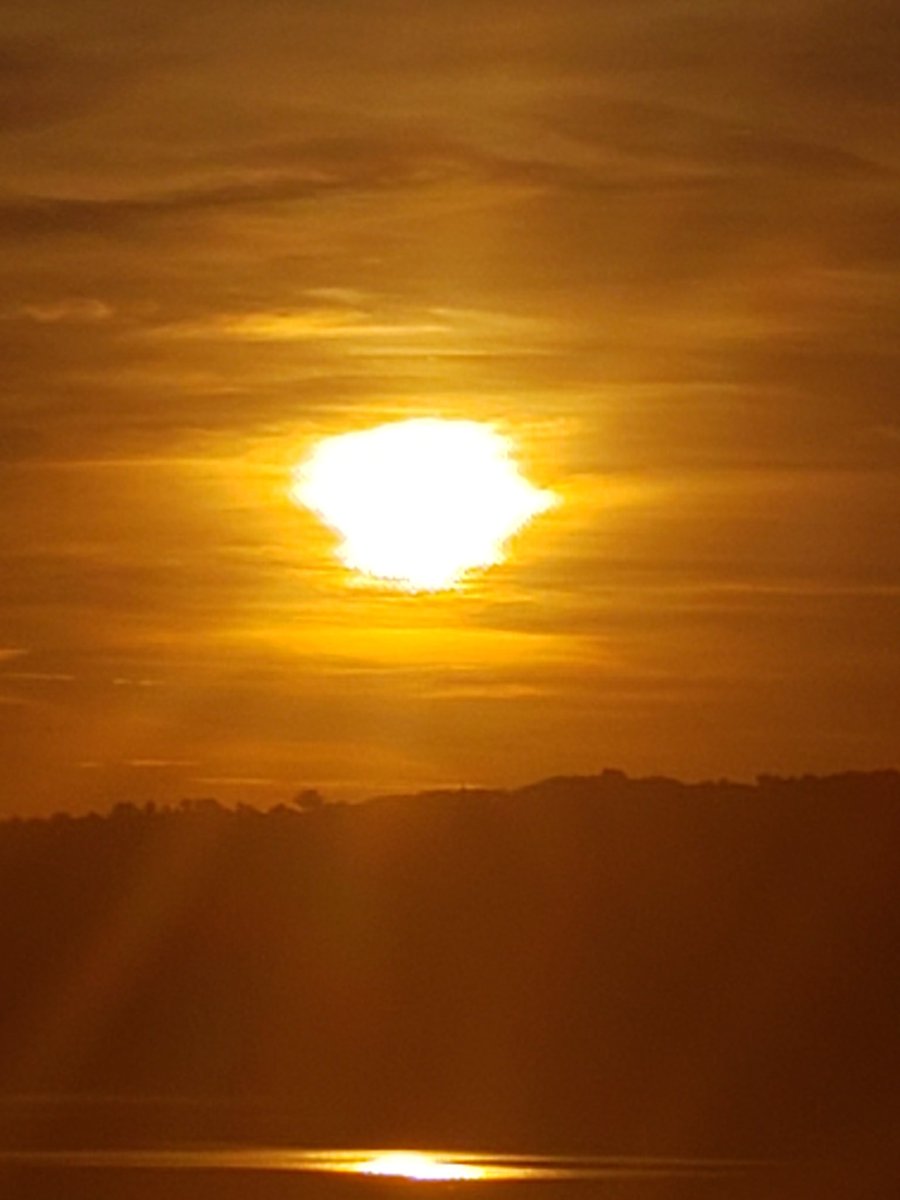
(1, 0), (898, 812)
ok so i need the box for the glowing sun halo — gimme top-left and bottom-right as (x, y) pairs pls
(292, 418), (556, 591)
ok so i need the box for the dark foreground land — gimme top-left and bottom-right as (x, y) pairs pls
(0, 770), (898, 1189)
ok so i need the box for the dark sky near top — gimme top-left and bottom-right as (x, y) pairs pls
(1, 0), (898, 812)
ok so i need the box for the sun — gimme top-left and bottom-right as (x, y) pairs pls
(291, 418), (556, 592)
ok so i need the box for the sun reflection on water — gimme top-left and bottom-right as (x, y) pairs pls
(0, 1145), (782, 1184)
(354, 1151), (486, 1181)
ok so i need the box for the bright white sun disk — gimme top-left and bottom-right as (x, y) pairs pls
(291, 418), (556, 591)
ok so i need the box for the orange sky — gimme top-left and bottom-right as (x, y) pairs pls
(1, 0), (898, 812)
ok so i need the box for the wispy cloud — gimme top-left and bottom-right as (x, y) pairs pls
(0, 671), (76, 683)
(0, 35), (139, 134)
(125, 759), (201, 770)
(15, 298), (113, 323)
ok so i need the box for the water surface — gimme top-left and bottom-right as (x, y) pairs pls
(0, 1145), (787, 1200)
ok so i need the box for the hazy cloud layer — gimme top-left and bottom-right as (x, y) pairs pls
(1, 0), (897, 810)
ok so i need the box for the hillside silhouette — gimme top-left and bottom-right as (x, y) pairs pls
(0, 770), (898, 1167)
